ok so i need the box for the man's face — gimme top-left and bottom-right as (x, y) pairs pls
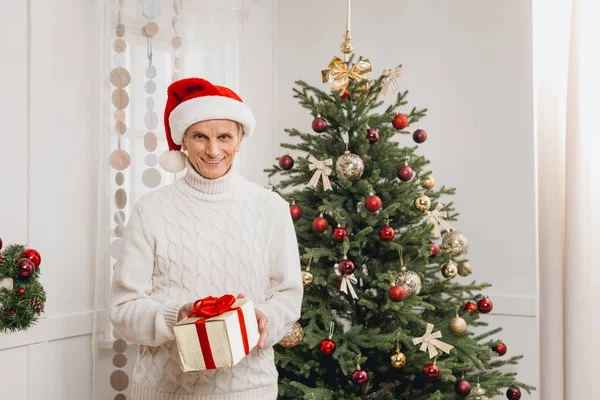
(182, 119), (243, 179)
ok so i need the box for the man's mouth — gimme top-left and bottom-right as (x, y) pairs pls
(202, 158), (224, 165)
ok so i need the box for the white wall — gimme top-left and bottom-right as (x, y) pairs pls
(273, 1), (539, 398)
(0, 0), (102, 399)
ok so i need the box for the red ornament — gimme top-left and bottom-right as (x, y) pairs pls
(463, 301), (478, 313)
(332, 226), (348, 242)
(423, 363), (440, 380)
(455, 380), (472, 397)
(413, 129), (427, 143)
(430, 243), (440, 257)
(388, 285), (406, 302)
(365, 194), (382, 212)
(22, 248), (41, 268)
(493, 341), (507, 356)
(0, 237), (3, 250)
(278, 155), (294, 170)
(6, 310), (13, 316)
(366, 128), (379, 144)
(320, 338), (336, 355)
(312, 117), (328, 133)
(16, 258), (35, 278)
(341, 89), (349, 99)
(379, 225), (396, 242)
(477, 296), (493, 313)
(351, 369), (369, 385)
(312, 215), (329, 233)
(338, 259), (355, 275)
(16, 288), (25, 296)
(392, 113), (409, 130)
(506, 388), (522, 400)
(397, 165), (413, 181)
(290, 204), (303, 221)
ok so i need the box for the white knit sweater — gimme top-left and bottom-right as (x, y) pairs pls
(110, 160), (303, 400)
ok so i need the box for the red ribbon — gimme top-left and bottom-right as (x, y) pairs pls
(188, 294), (250, 370)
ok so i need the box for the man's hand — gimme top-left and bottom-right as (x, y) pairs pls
(237, 293), (269, 349)
(177, 301), (195, 323)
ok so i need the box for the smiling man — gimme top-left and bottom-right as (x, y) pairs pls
(109, 78), (303, 400)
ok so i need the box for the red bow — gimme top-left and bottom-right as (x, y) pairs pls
(188, 294), (236, 318)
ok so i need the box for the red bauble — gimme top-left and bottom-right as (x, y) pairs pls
(392, 113), (409, 130)
(332, 226), (348, 242)
(351, 369), (369, 385)
(312, 117), (328, 133)
(16, 288), (25, 296)
(312, 215), (329, 233)
(379, 225), (396, 242)
(0, 237), (3, 250)
(278, 155), (294, 170)
(430, 243), (440, 257)
(506, 387), (522, 400)
(423, 363), (440, 380)
(413, 129), (427, 143)
(477, 297), (493, 313)
(365, 194), (382, 212)
(388, 285), (406, 302)
(366, 128), (379, 144)
(290, 204), (303, 221)
(397, 165), (413, 181)
(338, 259), (355, 275)
(16, 258), (35, 278)
(320, 338), (336, 355)
(341, 89), (350, 99)
(463, 301), (478, 313)
(493, 341), (507, 356)
(455, 380), (472, 397)
(22, 248), (41, 268)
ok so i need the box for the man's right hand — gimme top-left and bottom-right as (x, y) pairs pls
(177, 302), (195, 322)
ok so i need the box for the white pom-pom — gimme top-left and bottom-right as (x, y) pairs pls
(159, 150), (187, 173)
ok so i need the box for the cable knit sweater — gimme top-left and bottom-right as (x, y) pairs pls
(109, 160), (303, 400)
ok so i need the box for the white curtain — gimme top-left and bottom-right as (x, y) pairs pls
(536, 0), (600, 398)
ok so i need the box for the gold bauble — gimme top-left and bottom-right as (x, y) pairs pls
(468, 384), (489, 400)
(390, 350), (407, 368)
(335, 151), (364, 181)
(441, 262), (458, 279)
(442, 230), (469, 257)
(415, 194), (431, 212)
(340, 41), (354, 54)
(459, 261), (473, 277)
(394, 267), (422, 296)
(422, 174), (436, 190)
(450, 316), (467, 334)
(278, 322), (304, 348)
(301, 270), (314, 286)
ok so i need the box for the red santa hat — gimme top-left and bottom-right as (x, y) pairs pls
(159, 77), (256, 173)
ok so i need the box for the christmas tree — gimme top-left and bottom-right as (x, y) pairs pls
(265, 6), (534, 398)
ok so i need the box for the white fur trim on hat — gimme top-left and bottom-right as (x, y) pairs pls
(159, 150), (187, 173)
(168, 95), (256, 145)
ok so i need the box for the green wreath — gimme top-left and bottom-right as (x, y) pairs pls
(0, 239), (46, 333)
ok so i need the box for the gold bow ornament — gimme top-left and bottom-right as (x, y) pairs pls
(381, 64), (403, 96)
(308, 155), (333, 191)
(322, 57), (373, 91)
(334, 264), (359, 300)
(412, 323), (454, 359)
(426, 203), (454, 238)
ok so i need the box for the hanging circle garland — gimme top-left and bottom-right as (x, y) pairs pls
(0, 239), (47, 332)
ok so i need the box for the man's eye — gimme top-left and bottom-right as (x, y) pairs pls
(220, 135), (231, 139)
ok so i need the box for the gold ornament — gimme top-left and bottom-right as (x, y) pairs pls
(302, 270), (314, 286)
(335, 151), (364, 181)
(278, 322), (304, 348)
(459, 261), (473, 277)
(415, 193), (431, 212)
(450, 315), (467, 334)
(31, 297), (45, 315)
(441, 262), (458, 279)
(442, 230), (469, 257)
(422, 174), (436, 190)
(412, 323), (454, 358)
(322, 57), (373, 92)
(390, 350), (407, 368)
(394, 267), (422, 296)
(381, 65), (403, 96)
(340, 41), (353, 54)
(468, 384), (489, 400)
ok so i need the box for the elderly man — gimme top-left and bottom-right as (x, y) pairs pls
(110, 77), (303, 399)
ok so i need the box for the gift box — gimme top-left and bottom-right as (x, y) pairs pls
(174, 294), (259, 372)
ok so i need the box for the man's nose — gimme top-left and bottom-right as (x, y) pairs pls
(206, 140), (219, 157)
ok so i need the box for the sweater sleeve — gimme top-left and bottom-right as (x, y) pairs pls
(109, 204), (183, 347)
(254, 201), (303, 348)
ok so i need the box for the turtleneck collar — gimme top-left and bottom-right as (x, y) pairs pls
(177, 158), (242, 202)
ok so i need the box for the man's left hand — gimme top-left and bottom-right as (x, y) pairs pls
(237, 293), (269, 349)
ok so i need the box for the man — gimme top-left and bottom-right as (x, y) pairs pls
(110, 77), (303, 399)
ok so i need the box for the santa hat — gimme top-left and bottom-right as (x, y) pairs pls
(159, 77), (256, 173)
